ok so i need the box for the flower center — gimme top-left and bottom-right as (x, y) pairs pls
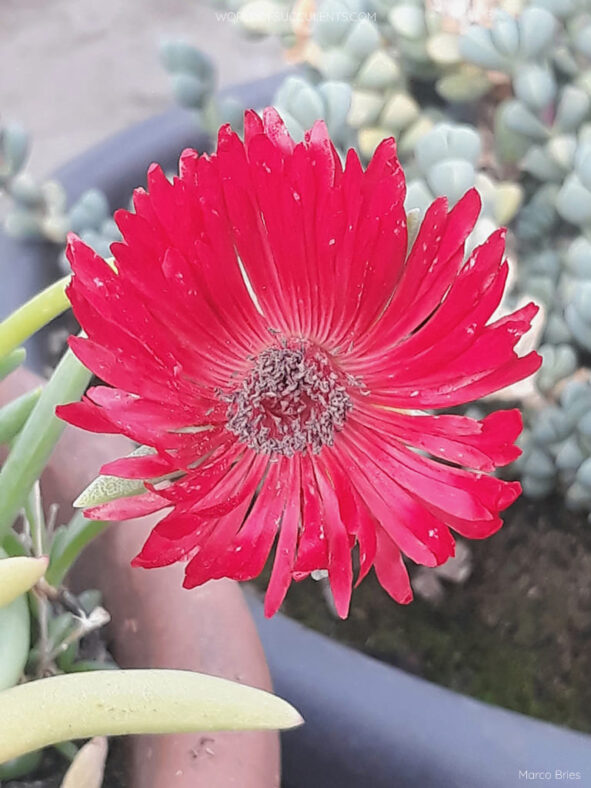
(224, 343), (352, 456)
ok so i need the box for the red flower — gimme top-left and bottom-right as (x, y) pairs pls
(57, 109), (541, 618)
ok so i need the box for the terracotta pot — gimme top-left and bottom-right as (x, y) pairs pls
(0, 368), (280, 788)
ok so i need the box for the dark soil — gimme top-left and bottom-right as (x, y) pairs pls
(258, 496), (591, 733)
(2, 750), (67, 788)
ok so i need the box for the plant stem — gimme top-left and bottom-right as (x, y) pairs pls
(0, 346), (92, 542)
(0, 276), (70, 359)
(26, 482), (46, 557)
(33, 592), (49, 679)
(45, 512), (108, 588)
(0, 348), (26, 382)
(54, 741), (78, 762)
(24, 484), (50, 676)
(0, 388), (42, 445)
(45, 606), (110, 666)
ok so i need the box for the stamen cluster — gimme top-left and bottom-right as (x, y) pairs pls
(224, 344), (352, 456)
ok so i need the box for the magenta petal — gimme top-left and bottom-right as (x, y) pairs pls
(294, 456), (329, 575)
(99, 453), (174, 480)
(222, 458), (288, 581)
(313, 462), (353, 618)
(132, 512), (211, 568)
(373, 529), (413, 604)
(84, 490), (169, 520)
(264, 459), (301, 617)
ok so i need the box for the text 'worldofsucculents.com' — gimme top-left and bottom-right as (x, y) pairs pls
(214, 10), (377, 23)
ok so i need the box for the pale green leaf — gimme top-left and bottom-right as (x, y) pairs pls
(0, 669), (303, 763)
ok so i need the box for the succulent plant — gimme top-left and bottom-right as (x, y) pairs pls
(460, 7), (557, 75)
(0, 120), (119, 272)
(404, 122), (523, 253)
(160, 39), (216, 110)
(300, 0), (434, 158)
(376, 0), (493, 100)
(159, 39), (244, 134)
(556, 134), (591, 225)
(515, 376), (591, 511)
(57, 190), (121, 274)
(502, 86), (589, 177)
(0, 122), (68, 243)
(0, 123), (29, 186)
(221, 0), (303, 47)
(562, 237), (591, 350)
(273, 76), (354, 147)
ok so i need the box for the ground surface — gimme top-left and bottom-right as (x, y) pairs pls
(0, 0), (283, 176)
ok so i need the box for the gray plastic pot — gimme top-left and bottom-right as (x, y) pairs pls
(1, 75), (590, 788)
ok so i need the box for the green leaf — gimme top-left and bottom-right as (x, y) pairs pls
(77, 589), (103, 615)
(47, 512), (108, 587)
(0, 348), (92, 542)
(0, 276), (70, 359)
(54, 741), (79, 762)
(55, 641), (78, 673)
(27, 610), (75, 672)
(436, 68), (491, 103)
(0, 387), (42, 445)
(73, 445), (157, 509)
(67, 659), (119, 672)
(73, 473), (146, 508)
(1, 531), (27, 557)
(0, 749), (43, 780)
(0, 348), (26, 382)
(48, 612), (77, 649)
(0, 669), (303, 763)
(42, 607), (110, 675)
(0, 551), (30, 691)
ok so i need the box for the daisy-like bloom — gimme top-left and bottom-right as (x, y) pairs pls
(57, 109), (541, 618)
